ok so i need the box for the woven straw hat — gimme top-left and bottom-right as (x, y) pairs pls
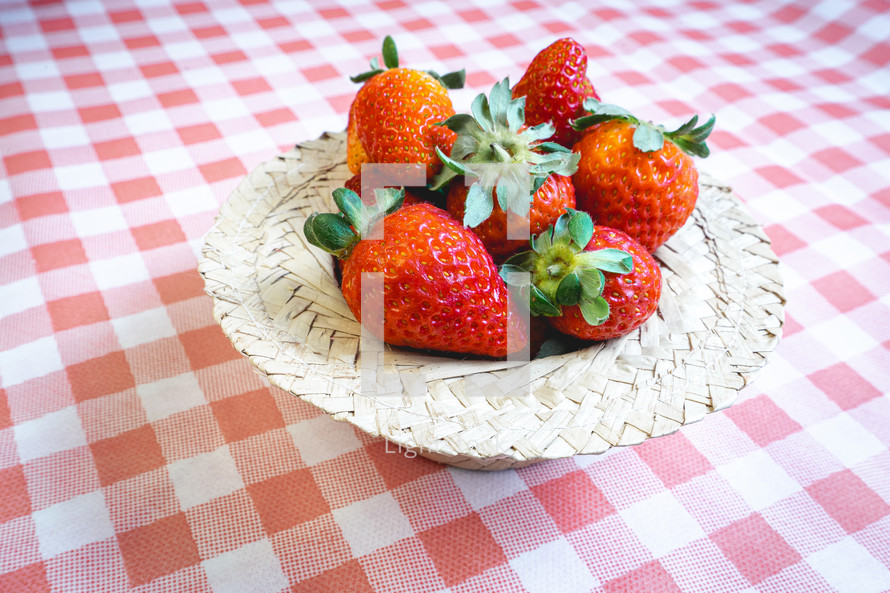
(199, 131), (785, 470)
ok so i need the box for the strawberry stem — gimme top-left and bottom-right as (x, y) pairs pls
(572, 98), (715, 158)
(500, 209), (632, 325)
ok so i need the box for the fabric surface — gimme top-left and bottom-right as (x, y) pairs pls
(2, 0), (889, 592)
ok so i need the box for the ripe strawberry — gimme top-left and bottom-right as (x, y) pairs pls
(348, 36), (465, 178)
(304, 187), (530, 357)
(571, 99), (715, 252)
(511, 38), (600, 147)
(434, 79), (579, 262)
(501, 210), (661, 341)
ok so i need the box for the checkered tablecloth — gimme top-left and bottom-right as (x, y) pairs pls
(2, 0), (889, 591)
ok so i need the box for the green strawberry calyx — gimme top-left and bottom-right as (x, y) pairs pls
(500, 209), (632, 326)
(572, 98), (716, 158)
(431, 78), (580, 227)
(350, 35), (466, 89)
(303, 187), (405, 259)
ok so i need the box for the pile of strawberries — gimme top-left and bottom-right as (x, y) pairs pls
(304, 37), (715, 359)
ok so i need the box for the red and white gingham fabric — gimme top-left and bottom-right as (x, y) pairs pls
(2, 0), (889, 591)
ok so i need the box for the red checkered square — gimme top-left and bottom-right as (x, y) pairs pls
(131, 220), (186, 251)
(479, 490), (561, 558)
(810, 363), (883, 410)
(185, 490), (265, 558)
(419, 512), (506, 587)
(22, 447), (101, 511)
(711, 513), (802, 584)
(198, 157), (247, 184)
(153, 407), (226, 462)
(179, 326), (242, 370)
(67, 351), (135, 402)
(392, 470), (472, 533)
(15, 192), (67, 221)
(229, 429), (305, 485)
(635, 432), (714, 488)
(725, 394), (802, 447)
(814, 205), (868, 230)
(255, 107), (296, 127)
(153, 270), (206, 305)
(117, 513), (200, 587)
(111, 177), (162, 204)
(64, 73), (104, 90)
(248, 469), (330, 534)
(78, 104), (122, 124)
(0, 465), (31, 523)
(104, 467), (179, 532)
(47, 291), (109, 332)
(1, 114), (38, 136)
(175, 2), (207, 15)
(301, 64), (339, 82)
(807, 470), (890, 534)
(90, 425), (165, 486)
(231, 77), (272, 96)
(110, 9), (143, 23)
(272, 514), (353, 583)
(193, 25), (227, 39)
(311, 448), (387, 509)
(291, 559), (374, 593)
(158, 89), (199, 108)
(812, 271), (875, 314)
(94, 137), (141, 161)
(51, 45), (90, 60)
(140, 62), (179, 78)
(257, 16), (290, 29)
(0, 82), (24, 99)
(212, 50), (248, 65)
(0, 563), (50, 593)
(4, 151), (51, 176)
(177, 123), (222, 145)
(31, 238), (88, 274)
(603, 560), (681, 593)
(211, 388), (285, 443)
(364, 440), (443, 490)
(531, 470), (615, 533)
(124, 35), (160, 50)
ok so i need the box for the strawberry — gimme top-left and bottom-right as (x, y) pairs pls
(348, 36), (465, 178)
(511, 38), (600, 148)
(501, 210), (661, 341)
(571, 99), (715, 252)
(304, 187), (530, 357)
(434, 79), (579, 262)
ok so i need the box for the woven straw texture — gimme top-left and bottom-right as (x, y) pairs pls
(199, 131), (785, 470)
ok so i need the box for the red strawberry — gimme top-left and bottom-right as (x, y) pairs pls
(434, 79), (579, 262)
(304, 187), (530, 357)
(501, 210), (661, 341)
(571, 99), (715, 252)
(348, 37), (465, 180)
(511, 38), (600, 147)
